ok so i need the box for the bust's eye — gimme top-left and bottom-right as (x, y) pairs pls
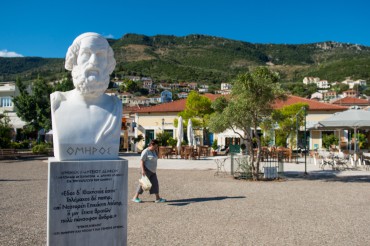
(80, 51), (91, 59)
(96, 51), (105, 57)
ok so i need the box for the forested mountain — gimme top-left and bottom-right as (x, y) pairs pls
(1, 34), (370, 83)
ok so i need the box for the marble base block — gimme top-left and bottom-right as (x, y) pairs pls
(47, 158), (128, 246)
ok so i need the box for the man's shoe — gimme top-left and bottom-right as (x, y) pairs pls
(155, 198), (166, 203)
(132, 198), (142, 203)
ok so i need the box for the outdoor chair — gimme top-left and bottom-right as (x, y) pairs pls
(158, 146), (172, 159)
(180, 146), (187, 159)
(158, 147), (167, 159)
(362, 153), (370, 170)
(184, 146), (195, 160)
(216, 146), (228, 156)
(333, 152), (349, 170)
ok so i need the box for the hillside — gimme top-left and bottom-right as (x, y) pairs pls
(1, 34), (370, 83)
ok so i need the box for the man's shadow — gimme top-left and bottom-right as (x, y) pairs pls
(166, 196), (246, 206)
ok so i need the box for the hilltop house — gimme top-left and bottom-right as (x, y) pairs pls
(332, 97), (370, 107)
(342, 79), (367, 89)
(342, 90), (358, 98)
(323, 91), (337, 101)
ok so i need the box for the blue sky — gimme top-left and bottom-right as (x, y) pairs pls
(1, 0), (369, 58)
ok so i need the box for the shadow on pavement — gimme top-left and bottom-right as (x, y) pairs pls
(0, 179), (33, 182)
(284, 170), (370, 183)
(166, 196), (246, 206)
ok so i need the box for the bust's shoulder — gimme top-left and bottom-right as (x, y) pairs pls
(50, 91), (69, 111)
(102, 94), (122, 113)
(103, 93), (120, 104)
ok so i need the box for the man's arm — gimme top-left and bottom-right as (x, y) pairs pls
(140, 159), (146, 176)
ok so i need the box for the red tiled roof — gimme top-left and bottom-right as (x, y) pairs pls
(133, 94), (348, 113)
(332, 97), (370, 106)
(123, 105), (141, 113)
(273, 95), (348, 111)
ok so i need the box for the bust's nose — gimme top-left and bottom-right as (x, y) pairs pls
(89, 53), (98, 65)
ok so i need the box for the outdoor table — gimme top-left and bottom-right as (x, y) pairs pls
(197, 146), (209, 158)
(214, 156), (228, 177)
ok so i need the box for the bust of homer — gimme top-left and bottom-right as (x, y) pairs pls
(50, 32), (122, 161)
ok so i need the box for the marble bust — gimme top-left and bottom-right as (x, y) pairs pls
(51, 32), (122, 161)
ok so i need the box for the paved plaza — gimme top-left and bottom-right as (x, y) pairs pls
(1, 154), (370, 245)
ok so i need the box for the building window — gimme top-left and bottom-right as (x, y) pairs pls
(1, 97), (13, 107)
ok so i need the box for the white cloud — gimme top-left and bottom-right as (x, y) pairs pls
(104, 34), (114, 39)
(0, 49), (24, 57)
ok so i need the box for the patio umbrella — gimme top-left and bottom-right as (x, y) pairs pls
(315, 108), (370, 152)
(187, 119), (195, 146)
(177, 116), (183, 154)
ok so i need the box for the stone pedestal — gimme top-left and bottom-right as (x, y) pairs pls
(47, 158), (128, 246)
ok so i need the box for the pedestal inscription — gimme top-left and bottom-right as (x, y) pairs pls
(47, 158), (128, 246)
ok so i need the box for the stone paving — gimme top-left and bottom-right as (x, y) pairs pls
(1, 155), (370, 245)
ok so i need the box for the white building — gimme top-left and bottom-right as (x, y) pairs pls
(221, 83), (232, 90)
(117, 92), (133, 104)
(129, 97), (150, 106)
(310, 92), (323, 100)
(341, 79), (367, 89)
(177, 92), (188, 99)
(198, 85), (209, 93)
(149, 97), (161, 104)
(0, 82), (26, 131)
(303, 77), (320, 85)
(317, 80), (330, 89)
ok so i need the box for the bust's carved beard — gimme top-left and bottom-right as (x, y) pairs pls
(72, 64), (109, 97)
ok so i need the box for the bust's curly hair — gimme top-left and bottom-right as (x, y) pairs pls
(65, 32), (116, 74)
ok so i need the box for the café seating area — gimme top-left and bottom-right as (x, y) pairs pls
(158, 145), (210, 160)
(252, 146), (301, 163)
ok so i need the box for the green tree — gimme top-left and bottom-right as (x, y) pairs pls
(178, 91), (214, 145)
(119, 79), (139, 93)
(281, 83), (317, 98)
(209, 67), (285, 180)
(14, 76), (54, 133)
(331, 83), (349, 94)
(362, 87), (370, 96)
(0, 113), (13, 148)
(53, 74), (74, 92)
(272, 103), (309, 148)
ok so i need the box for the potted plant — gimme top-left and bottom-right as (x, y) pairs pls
(211, 140), (218, 156)
(167, 137), (177, 147)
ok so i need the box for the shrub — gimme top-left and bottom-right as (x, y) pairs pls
(261, 136), (272, 147)
(156, 132), (172, 146)
(357, 133), (368, 149)
(322, 134), (338, 149)
(167, 137), (177, 147)
(32, 144), (49, 154)
(10, 140), (30, 149)
(237, 156), (253, 179)
(211, 139), (218, 150)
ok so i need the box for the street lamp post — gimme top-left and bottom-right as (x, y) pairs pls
(162, 118), (165, 133)
(303, 106), (307, 175)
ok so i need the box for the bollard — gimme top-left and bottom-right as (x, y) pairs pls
(278, 151), (284, 176)
(230, 153), (234, 176)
